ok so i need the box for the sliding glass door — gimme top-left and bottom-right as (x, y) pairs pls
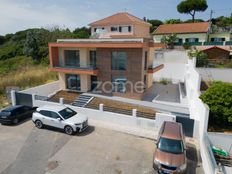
(66, 74), (81, 91)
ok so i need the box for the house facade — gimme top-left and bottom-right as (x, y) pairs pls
(153, 22), (210, 45)
(49, 12), (163, 99)
(153, 22), (232, 46)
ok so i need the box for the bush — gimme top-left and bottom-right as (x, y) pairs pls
(200, 82), (232, 126)
(188, 50), (209, 67)
(183, 43), (191, 50)
(159, 78), (171, 85)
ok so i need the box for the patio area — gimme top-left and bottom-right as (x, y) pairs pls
(142, 82), (181, 103)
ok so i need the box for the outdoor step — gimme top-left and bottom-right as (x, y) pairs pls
(72, 95), (94, 107)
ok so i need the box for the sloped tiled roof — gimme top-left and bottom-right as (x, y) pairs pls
(89, 12), (152, 27)
(154, 22), (210, 35)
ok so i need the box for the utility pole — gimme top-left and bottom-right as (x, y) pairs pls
(210, 10), (214, 22)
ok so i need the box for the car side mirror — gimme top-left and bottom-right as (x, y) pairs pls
(57, 118), (61, 121)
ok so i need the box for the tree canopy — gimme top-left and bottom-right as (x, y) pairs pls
(200, 82), (232, 125)
(177, 0), (208, 22)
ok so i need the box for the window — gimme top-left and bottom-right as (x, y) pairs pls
(121, 26), (130, 33)
(144, 51), (148, 70)
(128, 26), (131, 32)
(59, 107), (77, 120)
(112, 77), (127, 93)
(66, 74), (81, 91)
(111, 51), (127, 70)
(158, 137), (184, 154)
(50, 112), (60, 119)
(111, 27), (118, 32)
(90, 50), (97, 67)
(39, 110), (51, 117)
(211, 37), (225, 42)
(119, 26), (122, 32)
(144, 75), (147, 85)
(64, 50), (80, 67)
(94, 28), (97, 32)
(185, 38), (198, 43)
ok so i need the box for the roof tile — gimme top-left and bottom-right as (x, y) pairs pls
(154, 22), (210, 34)
(89, 12), (151, 27)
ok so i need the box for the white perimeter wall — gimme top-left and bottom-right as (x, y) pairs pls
(197, 68), (232, 83)
(153, 50), (188, 83)
(185, 58), (220, 174)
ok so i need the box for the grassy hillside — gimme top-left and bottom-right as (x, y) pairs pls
(0, 56), (58, 108)
(0, 27), (91, 108)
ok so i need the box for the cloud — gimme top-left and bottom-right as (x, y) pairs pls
(0, 0), (100, 35)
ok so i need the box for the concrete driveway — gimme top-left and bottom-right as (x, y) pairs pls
(0, 120), (203, 174)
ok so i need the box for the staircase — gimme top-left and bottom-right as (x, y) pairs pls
(72, 95), (94, 107)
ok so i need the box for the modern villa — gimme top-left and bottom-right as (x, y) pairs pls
(48, 12), (164, 99)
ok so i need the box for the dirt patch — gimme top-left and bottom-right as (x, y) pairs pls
(49, 90), (81, 104)
(47, 160), (59, 171)
(87, 97), (156, 119)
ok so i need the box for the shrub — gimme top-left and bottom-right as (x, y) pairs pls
(188, 50), (209, 67)
(200, 82), (232, 126)
(183, 43), (191, 50)
(159, 78), (171, 85)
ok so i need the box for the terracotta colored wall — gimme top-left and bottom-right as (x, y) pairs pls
(96, 48), (144, 93)
(133, 24), (151, 38)
(50, 47), (59, 67)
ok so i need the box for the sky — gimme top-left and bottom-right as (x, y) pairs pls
(0, 0), (232, 35)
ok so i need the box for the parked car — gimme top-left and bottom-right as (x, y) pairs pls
(153, 121), (187, 174)
(32, 105), (88, 135)
(0, 105), (36, 125)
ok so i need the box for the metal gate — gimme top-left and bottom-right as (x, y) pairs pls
(15, 92), (33, 107)
(176, 116), (195, 137)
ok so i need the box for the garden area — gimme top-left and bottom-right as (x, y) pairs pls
(200, 82), (232, 132)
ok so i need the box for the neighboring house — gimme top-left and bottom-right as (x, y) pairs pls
(49, 12), (164, 99)
(153, 22), (232, 46)
(89, 12), (152, 39)
(199, 46), (230, 61)
(209, 32), (232, 45)
(153, 22), (210, 45)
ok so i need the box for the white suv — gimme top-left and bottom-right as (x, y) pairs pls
(32, 105), (88, 135)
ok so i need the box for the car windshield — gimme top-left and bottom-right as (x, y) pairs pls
(0, 111), (11, 117)
(158, 137), (184, 154)
(58, 108), (77, 120)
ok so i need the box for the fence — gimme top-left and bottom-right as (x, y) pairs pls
(185, 58), (222, 174)
(32, 96), (157, 133)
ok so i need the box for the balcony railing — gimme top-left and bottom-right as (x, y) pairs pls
(54, 64), (97, 70)
(203, 42), (224, 46)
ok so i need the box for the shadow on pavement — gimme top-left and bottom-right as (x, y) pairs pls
(186, 143), (201, 174)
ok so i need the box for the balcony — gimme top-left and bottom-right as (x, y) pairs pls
(50, 64), (99, 75)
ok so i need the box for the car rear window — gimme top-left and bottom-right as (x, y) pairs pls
(158, 137), (184, 154)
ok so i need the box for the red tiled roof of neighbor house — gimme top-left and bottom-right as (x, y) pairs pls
(154, 22), (210, 35)
(200, 46), (230, 52)
(89, 12), (152, 27)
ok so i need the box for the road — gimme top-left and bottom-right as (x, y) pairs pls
(0, 120), (203, 174)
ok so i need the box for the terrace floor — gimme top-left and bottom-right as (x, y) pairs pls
(142, 82), (181, 103)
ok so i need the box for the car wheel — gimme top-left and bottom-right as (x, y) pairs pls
(64, 126), (74, 135)
(13, 118), (19, 124)
(35, 120), (43, 129)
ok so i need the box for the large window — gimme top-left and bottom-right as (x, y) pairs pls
(111, 51), (127, 70)
(64, 50), (80, 67)
(112, 76), (127, 93)
(66, 74), (81, 91)
(144, 51), (148, 70)
(185, 38), (199, 43)
(89, 50), (97, 67)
